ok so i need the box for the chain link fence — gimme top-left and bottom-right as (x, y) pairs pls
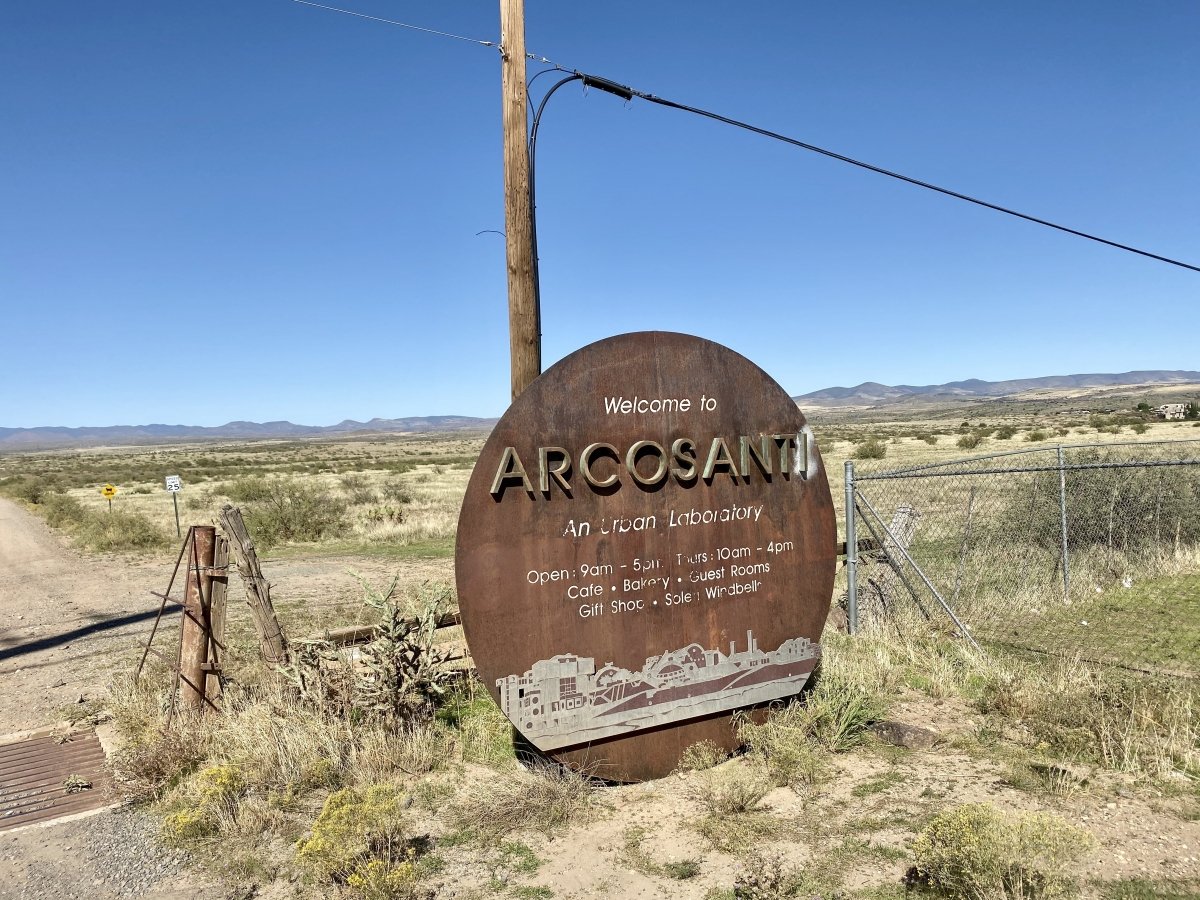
(843, 439), (1200, 677)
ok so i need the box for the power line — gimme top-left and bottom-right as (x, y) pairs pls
(571, 74), (1199, 274)
(285, 0), (496, 49)
(284, 0), (569, 67)
(278, 2), (1197, 275)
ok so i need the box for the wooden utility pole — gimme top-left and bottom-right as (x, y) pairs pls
(500, 0), (540, 399)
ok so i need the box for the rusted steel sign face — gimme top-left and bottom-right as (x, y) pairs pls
(456, 332), (836, 781)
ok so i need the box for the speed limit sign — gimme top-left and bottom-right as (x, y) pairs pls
(165, 475), (182, 493)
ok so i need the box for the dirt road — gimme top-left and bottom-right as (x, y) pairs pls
(0, 497), (455, 735)
(0, 498), (168, 735)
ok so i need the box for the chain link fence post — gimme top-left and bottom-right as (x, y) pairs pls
(1058, 444), (1070, 602)
(844, 459), (858, 634)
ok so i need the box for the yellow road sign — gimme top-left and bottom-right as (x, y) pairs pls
(101, 484), (117, 499)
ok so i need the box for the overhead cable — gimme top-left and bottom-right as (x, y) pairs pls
(574, 74), (1199, 274)
(285, 0), (496, 48)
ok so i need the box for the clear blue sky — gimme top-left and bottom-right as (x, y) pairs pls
(2, 1), (1196, 428)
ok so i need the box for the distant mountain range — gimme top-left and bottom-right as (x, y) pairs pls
(793, 370), (1200, 409)
(0, 416), (497, 450)
(4, 370), (1198, 450)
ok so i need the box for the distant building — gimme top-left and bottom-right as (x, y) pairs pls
(1156, 404), (1187, 420)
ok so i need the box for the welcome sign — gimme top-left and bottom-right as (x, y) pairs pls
(456, 332), (836, 780)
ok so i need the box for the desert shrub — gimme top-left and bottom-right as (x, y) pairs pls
(75, 507), (170, 551)
(279, 579), (456, 725)
(853, 438), (888, 460)
(230, 476), (348, 548)
(3, 474), (62, 504)
(162, 764), (247, 845)
(956, 433), (984, 450)
(1131, 423), (1149, 435)
(296, 785), (424, 898)
(340, 474), (377, 505)
(226, 475), (275, 503)
(911, 803), (1094, 900)
(37, 492), (169, 552)
(995, 426), (1017, 440)
(42, 492), (84, 528)
(380, 480), (414, 504)
(922, 433), (940, 445)
(734, 851), (828, 900)
(1025, 429), (1048, 442)
(1001, 451), (1200, 553)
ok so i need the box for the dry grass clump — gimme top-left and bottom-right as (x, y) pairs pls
(447, 760), (601, 838)
(349, 466), (470, 548)
(352, 723), (459, 781)
(687, 762), (771, 816)
(911, 803), (1095, 900)
(736, 708), (827, 790)
(434, 680), (516, 766)
(686, 763), (783, 854)
(1016, 670), (1199, 779)
(827, 627), (1199, 784)
(732, 642), (891, 790)
(676, 740), (730, 772)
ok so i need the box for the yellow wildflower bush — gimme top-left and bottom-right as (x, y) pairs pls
(912, 803), (1095, 900)
(160, 764), (246, 846)
(296, 784), (421, 898)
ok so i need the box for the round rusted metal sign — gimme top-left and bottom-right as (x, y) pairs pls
(456, 332), (836, 781)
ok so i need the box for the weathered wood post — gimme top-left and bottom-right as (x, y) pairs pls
(179, 525), (215, 712)
(218, 504), (289, 664)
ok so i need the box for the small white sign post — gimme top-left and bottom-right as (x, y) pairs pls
(165, 475), (182, 537)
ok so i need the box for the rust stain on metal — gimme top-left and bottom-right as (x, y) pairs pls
(456, 332), (836, 781)
(0, 730), (114, 831)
